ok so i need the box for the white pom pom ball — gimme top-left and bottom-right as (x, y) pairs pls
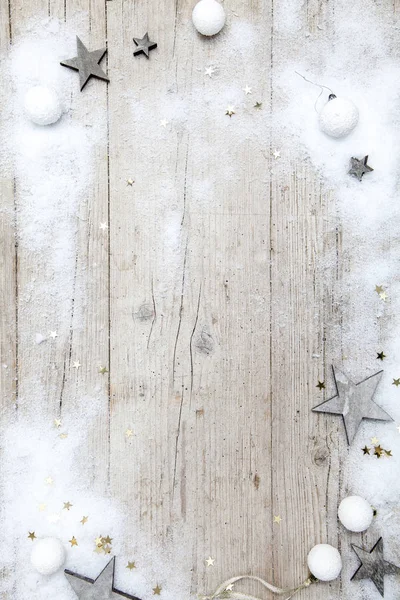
(319, 95), (359, 138)
(30, 537), (66, 575)
(338, 495), (374, 533)
(24, 86), (62, 126)
(192, 0), (226, 36)
(307, 543), (342, 581)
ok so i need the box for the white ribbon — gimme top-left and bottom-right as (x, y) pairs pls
(200, 574), (316, 600)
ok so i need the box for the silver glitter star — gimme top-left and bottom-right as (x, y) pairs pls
(312, 366), (392, 445)
(65, 558), (141, 599)
(61, 37), (109, 91)
(133, 33), (157, 58)
(348, 155), (373, 181)
(351, 538), (400, 597)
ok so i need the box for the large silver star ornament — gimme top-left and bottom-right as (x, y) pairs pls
(61, 37), (109, 91)
(351, 538), (400, 597)
(312, 366), (392, 445)
(65, 557), (142, 599)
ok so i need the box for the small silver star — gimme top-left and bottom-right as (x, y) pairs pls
(99, 222), (108, 231)
(243, 85), (252, 95)
(349, 155), (373, 181)
(133, 33), (157, 58)
(73, 361), (81, 370)
(160, 119), (169, 128)
(225, 106), (235, 117)
(205, 66), (215, 77)
(49, 331), (58, 340)
(272, 150), (281, 159)
(206, 556), (215, 566)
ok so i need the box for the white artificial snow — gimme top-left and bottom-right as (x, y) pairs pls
(307, 544), (342, 581)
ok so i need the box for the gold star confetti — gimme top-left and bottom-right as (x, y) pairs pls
(80, 516), (89, 525)
(374, 445), (384, 458)
(272, 150), (281, 159)
(254, 101), (262, 109)
(377, 351), (386, 361)
(127, 561), (136, 570)
(362, 446), (370, 455)
(375, 285), (384, 295)
(206, 556), (215, 567)
(49, 331), (58, 340)
(94, 535), (113, 555)
(371, 437), (379, 445)
(153, 585), (162, 596)
(316, 381), (325, 390)
(243, 85), (252, 95)
(393, 378), (400, 387)
(63, 501), (73, 511)
(103, 535), (112, 544)
(98, 366), (108, 375)
(38, 503), (47, 512)
(44, 476), (53, 485)
(204, 66), (215, 77)
(28, 531), (36, 541)
(384, 449), (393, 457)
(379, 292), (388, 301)
(100, 222), (108, 231)
(160, 119), (169, 128)
(59, 432), (68, 439)
(54, 418), (62, 428)
(69, 536), (78, 547)
(273, 515), (282, 525)
(127, 178), (135, 186)
(225, 106), (235, 117)
(95, 536), (103, 546)
(125, 429), (133, 438)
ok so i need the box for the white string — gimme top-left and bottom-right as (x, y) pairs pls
(295, 71), (335, 113)
(200, 574), (316, 600)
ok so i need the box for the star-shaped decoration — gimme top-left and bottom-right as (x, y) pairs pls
(61, 36), (109, 91)
(312, 366), (392, 445)
(28, 531), (36, 541)
(384, 449), (392, 457)
(54, 418), (62, 428)
(348, 155), (373, 181)
(393, 378), (400, 387)
(225, 106), (235, 117)
(63, 501), (73, 511)
(100, 222), (108, 231)
(127, 178), (135, 186)
(377, 351), (386, 361)
(81, 516), (89, 525)
(371, 436), (379, 445)
(44, 476), (54, 485)
(375, 285), (384, 295)
(254, 101), (262, 109)
(99, 366), (108, 375)
(316, 381), (325, 390)
(59, 432), (69, 439)
(379, 291), (387, 301)
(351, 538), (400, 597)
(206, 556), (215, 567)
(362, 445), (370, 455)
(73, 361), (81, 370)
(374, 445), (384, 458)
(69, 536), (78, 547)
(49, 331), (58, 340)
(272, 150), (281, 159)
(243, 85), (252, 95)
(273, 515), (282, 524)
(225, 584), (234, 592)
(153, 585), (162, 595)
(133, 33), (157, 58)
(125, 429), (133, 438)
(204, 66), (215, 77)
(65, 557), (141, 599)
(127, 561), (136, 570)
(160, 119), (169, 128)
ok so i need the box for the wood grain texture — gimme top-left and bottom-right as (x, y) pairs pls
(0, 1), (398, 599)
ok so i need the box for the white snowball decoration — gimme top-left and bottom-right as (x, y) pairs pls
(338, 495), (374, 533)
(319, 95), (359, 138)
(30, 537), (66, 575)
(192, 0), (226, 36)
(24, 86), (62, 126)
(307, 544), (342, 581)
